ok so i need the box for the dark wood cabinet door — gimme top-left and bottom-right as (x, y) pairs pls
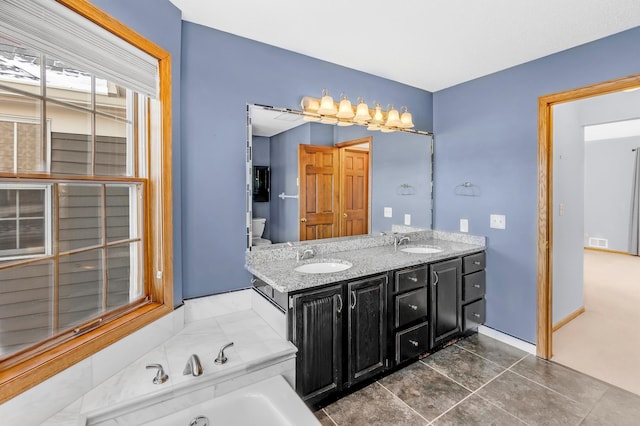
(292, 285), (343, 405)
(429, 258), (462, 349)
(347, 274), (387, 386)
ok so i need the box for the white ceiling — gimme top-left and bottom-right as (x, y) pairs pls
(168, 0), (640, 92)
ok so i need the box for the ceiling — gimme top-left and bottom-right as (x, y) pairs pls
(168, 0), (640, 92)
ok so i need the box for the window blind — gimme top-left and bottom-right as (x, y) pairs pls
(0, 0), (159, 98)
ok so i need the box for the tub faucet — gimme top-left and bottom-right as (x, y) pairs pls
(183, 354), (203, 377)
(145, 363), (169, 384)
(214, 342), (234, 365)
(394, 235), (411, 251)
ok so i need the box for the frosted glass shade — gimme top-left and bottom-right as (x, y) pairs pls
(400, 108), (414, 128)
(385, 106), (401, 127)
(371, 104), (384, 124)
(317, 92), (337, 115)
(353, 100), (372, 123)
(336, 97), (354, 118)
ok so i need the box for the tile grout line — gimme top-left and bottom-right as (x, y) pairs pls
(374, 381), (431, 425)
(419, 360), (476, 393)
(321, 407), (339, 426)
(453, 341), (528, 370)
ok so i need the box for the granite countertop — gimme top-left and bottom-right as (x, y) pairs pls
(246, 235), (485, 293)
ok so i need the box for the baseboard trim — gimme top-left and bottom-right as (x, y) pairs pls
(552, 306), (585, 332)
(584, 247), (630, 255)
(478, 325), (537, 355)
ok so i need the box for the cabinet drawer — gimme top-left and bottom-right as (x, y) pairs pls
(395, 265), (428, 293)
(395, 322), (429, 364)
(462, 270), (485, 304)
(463, 299), (486, 332)
(463, 252), (485, 274)
(395, 287), (428, 328)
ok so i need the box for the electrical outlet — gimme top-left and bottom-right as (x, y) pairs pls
(460, 219), (469, 233)
(490, 214), (506, 230)
(404, 214), (411, 225)
(384, 207), (392, 218)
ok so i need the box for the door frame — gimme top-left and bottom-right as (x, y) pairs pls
(537, 73), (640, 359)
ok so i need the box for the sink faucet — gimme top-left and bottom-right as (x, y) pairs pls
(394, 235), (411, 251)
(183, 354), (203, 376)
(297, 248), (316, 261)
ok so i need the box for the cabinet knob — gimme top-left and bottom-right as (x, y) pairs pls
(409, 339), (419, 347)
(473, 261), (481, 266)
(473, 284), (481, 288)
(473, 313), (481, 318)
(408, 304), (418, 310)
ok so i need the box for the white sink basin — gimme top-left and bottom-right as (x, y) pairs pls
(295, 260), (352, 274)
(401, 245), (443, 254)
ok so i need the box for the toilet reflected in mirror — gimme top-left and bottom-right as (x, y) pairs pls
(252, 217), (271, 246)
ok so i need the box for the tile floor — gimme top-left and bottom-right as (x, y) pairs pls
(315, 334), (640, 425)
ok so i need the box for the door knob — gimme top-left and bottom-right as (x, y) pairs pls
(343, 213), (348, 218)
(300, 218), (307, 223)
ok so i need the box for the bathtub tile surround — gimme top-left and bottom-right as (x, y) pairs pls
(316, 333), (640, 425)
(1, 290), (296, 426)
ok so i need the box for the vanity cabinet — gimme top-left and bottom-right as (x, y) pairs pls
(291, 284), (343, 405)
(429, 258), (462, 349)
(461, 252), (486, 332)
(290, 274), (388, 406)
(392, 265), (429, 364)
(346, 275), (387, 386)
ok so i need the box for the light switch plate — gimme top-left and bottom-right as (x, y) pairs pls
(404, 214), (411, 225)
(490, 214), (506, 230)
(384, 207), (392, 218)
(460, 219), (469, 233)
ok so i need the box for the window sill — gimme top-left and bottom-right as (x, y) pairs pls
(0, 302), (173, 404)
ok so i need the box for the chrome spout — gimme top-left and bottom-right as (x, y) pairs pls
(183, 354), (203, 377)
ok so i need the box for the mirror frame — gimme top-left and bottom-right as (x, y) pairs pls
(246, 103), (434, 250)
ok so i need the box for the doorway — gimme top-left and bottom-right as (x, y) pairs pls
(537, 73), (640, 359)
(298, 137), (371, 241)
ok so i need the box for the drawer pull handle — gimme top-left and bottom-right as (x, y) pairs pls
(408, 276), (418, 282)
(409, 339), (419, 347)
(408, 304), (418, 310)
(432, 271), (439, 286)
(473, 284), (481, 288)
(473, 313), (481, 318)
(350, 290), (357, 309)
(336, 294), (343, 313)
(473, 261), (481, 266)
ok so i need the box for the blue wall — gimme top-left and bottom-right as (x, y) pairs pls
(89, 0), (184, 306)
(433, 26), (640, 343)
(180, 23), (433, 298)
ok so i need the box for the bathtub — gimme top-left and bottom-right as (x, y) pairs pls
(137, 375), (320, 426)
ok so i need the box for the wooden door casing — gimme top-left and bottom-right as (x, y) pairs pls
(298, 145), (339, 241)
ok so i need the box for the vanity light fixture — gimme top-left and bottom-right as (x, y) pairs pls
(299, 91), (416, 132)
(317, 89), (338, 115)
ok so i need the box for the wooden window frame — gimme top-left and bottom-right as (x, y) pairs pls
(0, 0), (173, 403)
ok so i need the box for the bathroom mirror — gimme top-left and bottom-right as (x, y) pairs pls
(246, 104), (433, 248)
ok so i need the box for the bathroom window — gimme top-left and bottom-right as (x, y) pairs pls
(0, 0), (173, 402)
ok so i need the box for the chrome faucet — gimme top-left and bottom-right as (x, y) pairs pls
(297, 248), (316, 261)
(145, 363), (169, 384)
(183, 354), (203, 376)
(214, 342), (234, 365)
(394, 235), (411, 251)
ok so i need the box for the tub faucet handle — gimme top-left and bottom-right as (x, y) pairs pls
(183, 354), (203, 376)
(214, 342), (234, 365)
(145, 363), (169, 384)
